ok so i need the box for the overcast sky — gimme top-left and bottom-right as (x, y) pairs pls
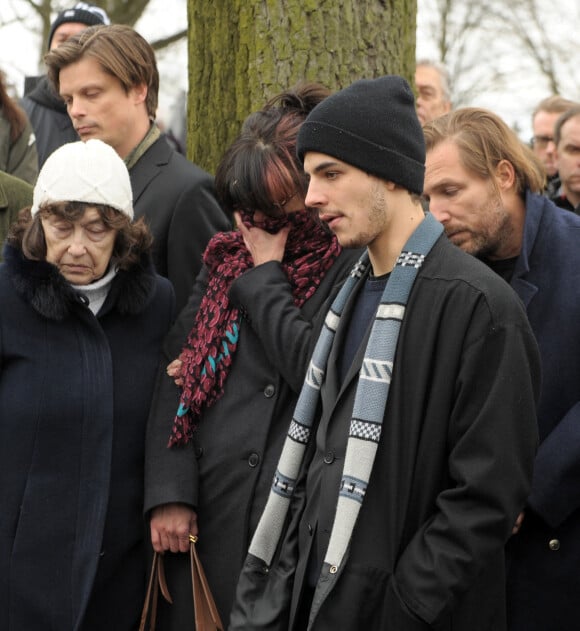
(416, 0), (580, 139)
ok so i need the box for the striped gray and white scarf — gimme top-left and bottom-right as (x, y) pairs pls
(249, 212), (443, 578)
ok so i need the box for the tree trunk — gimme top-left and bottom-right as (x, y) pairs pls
(188, 0), (417, 173)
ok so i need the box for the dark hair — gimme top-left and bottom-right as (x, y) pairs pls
(0, 70), (27, 143)
(45, 24), (159, 118)
(214, 81), (330, 218)
(8, 202), (153, 270)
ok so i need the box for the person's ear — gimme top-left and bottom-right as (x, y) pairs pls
(131, 83), (148, 105)
(495, 159), (516, 191)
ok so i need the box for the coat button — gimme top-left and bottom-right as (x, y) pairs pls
(323, 451), (335, 464)
(263, 384), (275, 398)
(248, 452), (260, 467)
(194, 446), (203, 459)
(549, 539), (560, 551)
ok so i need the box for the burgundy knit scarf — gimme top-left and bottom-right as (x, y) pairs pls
(168, 209), (341, 446)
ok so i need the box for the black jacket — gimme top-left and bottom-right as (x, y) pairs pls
(231, 236), (540, 631)
(144, 247), (361, 628)
(505, 193), (580, 630)
(129, 136), (230, 312)
(21, 75), (79, 168)
(0, 244), (174, 631)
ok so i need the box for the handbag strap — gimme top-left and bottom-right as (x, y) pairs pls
(139, 538), (223, 631)
(190, 535), (224, 631)
(139, 552), (174, 631)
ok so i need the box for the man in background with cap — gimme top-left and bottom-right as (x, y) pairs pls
(21, 2), (110, 168)
(229, 76), (540, 631)
(45, 24), (230, 312)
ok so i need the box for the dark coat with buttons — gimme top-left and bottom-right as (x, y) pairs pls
(0, 243), (174, 631)
(144, 247), (360, 628)
(505, 192), (580, 631)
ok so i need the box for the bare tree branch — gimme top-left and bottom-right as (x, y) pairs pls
(418, 0), (580, 112)
(151, 29), (187, 51)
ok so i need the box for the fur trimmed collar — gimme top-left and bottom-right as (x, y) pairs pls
(3, 243), (157, 321)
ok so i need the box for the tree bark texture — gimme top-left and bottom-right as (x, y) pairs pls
(188, 0), (417, 172)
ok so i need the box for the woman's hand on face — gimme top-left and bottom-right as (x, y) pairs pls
(150, 503), (198, 553)
(234, 211), (290, 266)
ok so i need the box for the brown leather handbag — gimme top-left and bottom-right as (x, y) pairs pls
(139, 535), (224, 631)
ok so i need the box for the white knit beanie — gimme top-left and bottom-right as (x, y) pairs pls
(32, 139), (134, 219)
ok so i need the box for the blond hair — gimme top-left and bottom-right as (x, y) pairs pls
(423, 107), (545, 194)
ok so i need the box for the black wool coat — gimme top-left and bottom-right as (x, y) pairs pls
(0, 244), (174, 631)
(231, 236), (540, 631)
(144, 247), (361, 629)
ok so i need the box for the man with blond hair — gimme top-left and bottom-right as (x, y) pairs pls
(424, 107), (580, 631)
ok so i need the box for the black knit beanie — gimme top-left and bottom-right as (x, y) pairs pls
(297, 75), (425, 195)
(48, 3), (110, 50)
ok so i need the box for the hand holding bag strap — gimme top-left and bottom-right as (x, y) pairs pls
(139, 552), (173, 631)
(190, 535), (224, 631)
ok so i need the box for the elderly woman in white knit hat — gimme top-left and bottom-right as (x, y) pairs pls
(0, 139), (174, 631)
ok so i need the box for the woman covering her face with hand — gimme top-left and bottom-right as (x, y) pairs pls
(0, 139), (174, 631)
(144, 82), (361, 629)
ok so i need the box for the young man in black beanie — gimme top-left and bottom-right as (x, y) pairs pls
(230, 76), (541, 631)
